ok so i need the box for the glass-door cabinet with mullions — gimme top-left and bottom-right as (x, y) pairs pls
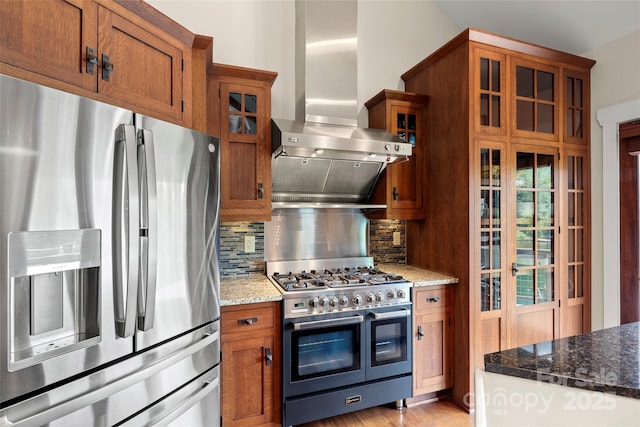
(365, 89), (428, 219)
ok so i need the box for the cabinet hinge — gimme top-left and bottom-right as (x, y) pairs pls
(181, 59), (184, 71)
(448, 317), (451, 326)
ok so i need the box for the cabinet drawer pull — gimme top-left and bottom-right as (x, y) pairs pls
(426, 296), (440, 303)
(238, 317), (258, 325)
(265, 347), (272, 366)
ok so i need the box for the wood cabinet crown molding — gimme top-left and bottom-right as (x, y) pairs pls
(402, 27), (596, 83)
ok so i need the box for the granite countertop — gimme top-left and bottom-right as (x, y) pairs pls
(377, 264), (459, 287)
(484, 322), (640, 399)
(220, 273), (282, 306)
(219, 264), (456, 307)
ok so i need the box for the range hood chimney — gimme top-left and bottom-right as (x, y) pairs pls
(271, 0), (412, 208)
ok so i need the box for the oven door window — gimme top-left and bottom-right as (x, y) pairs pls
(371, 317), (408, 366)
(292, 324), (360, 381)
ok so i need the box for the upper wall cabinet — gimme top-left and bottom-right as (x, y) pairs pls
(208, 64), (277, 222)
(365, 90), (429, 220)
(0, 0), (194, 126)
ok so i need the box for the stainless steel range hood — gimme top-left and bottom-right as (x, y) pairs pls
(271, 0), (412, 209)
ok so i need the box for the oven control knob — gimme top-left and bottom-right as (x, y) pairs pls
(375, 292), (384, 303)
(366, 293), (375, 304)
(387, 289), (396, 299)
(329, 297), (339, 308)
(339, 295), (349, 307)
(309, 297), (319, 308)
(352, 295), (363, 306)
(319, 296), (329, 307)
(397, 289), (406, 299)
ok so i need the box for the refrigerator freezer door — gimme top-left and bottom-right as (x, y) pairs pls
(0, 75), (135, 404)
(134, 115), (221, 351)
(0, 322), (220, 426)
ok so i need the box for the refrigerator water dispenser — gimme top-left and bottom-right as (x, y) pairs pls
(7, 229), (102, 371)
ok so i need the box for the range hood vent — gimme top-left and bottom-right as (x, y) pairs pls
(270, 0), (412, 208)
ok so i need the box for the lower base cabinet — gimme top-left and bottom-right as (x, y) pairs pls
(221, 302), (281, 427)
(413, 286), (453, 397)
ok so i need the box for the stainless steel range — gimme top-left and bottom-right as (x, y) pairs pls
(269, 257), (411, 318)
(266, 210), (414, 427)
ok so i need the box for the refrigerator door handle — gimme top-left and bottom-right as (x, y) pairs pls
(137, 128), (158, 331)
(112, 124), (140, 338)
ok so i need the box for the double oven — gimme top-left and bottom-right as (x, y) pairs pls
(268, 259), (413, 427)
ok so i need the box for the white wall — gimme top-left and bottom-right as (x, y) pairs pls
(585, 29), (640, 330)
(147, 0), (459, 124)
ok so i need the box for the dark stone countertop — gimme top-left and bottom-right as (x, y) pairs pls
(484, 322), (640, 399)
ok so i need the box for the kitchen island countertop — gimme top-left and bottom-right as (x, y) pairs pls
(377, 264), (459, 287)
(220, 273), (283, 306)
(484, 322), (640, 399)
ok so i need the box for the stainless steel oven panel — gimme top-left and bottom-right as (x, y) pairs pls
(365, 304), (412, 381)
(284, 311), (366, 397)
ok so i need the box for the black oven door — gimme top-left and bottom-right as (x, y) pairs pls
(365, 304), (412, 381)
(284, 311), (366, 398)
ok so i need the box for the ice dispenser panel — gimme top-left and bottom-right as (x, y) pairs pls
(8, 229), (101, 371)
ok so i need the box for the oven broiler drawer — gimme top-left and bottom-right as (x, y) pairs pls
(283, 375), (412, 426)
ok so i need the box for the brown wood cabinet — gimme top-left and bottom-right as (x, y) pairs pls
(0, 0), (193, 125)
(412, 286), (453, 397)
(365, 90), (429, 219)
(401, 28), (595, 409)
(208, 64), (277, 222)
(221, 302), (281, 427)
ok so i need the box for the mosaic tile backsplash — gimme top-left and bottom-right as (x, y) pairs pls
(219, 219), (406, 277)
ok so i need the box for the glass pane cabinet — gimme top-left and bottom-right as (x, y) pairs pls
(564, 70), (589, 145)
(512, 59), (559, 140)
(365, 89), (429, 220)
(209, 63), (277, 222)
(474, 48), (506, 136)
(479, 146), (504, 313)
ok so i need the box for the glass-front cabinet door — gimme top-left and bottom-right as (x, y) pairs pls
(563, 150), (590, 336)
(564, 70), (589, 145)
(389, 104), (422, 211)
(473, 48), (506, 136)
(510, 145), (560, 347)
(512, 58), (559, 141)
(477, 142), (506, 355)
(219, 82), (269, 214)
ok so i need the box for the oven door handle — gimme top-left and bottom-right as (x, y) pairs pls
(368, 309), (411, 320)
(292, 315), (364, 331)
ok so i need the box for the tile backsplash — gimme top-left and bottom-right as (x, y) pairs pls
(219, 219), (406, 277)
(369, 219), (407, 265)
(219, 222), (265, 277)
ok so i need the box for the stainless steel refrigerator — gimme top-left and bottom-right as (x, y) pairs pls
(0, 74), (221, 426)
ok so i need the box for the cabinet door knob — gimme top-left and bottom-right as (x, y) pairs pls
(265, 347), (272, 366)
(102, 53), (114, 81)
(417, 325), (424, 341)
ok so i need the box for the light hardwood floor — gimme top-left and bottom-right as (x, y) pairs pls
(298, 398), (473, 427)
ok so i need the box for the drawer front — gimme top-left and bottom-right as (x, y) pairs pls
(221, 305), (274, 335)
(415, 288), (450, 311)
